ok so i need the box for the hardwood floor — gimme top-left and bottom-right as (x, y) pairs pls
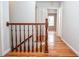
(5, 31), (77, 57)
(48, 36), (77, 57)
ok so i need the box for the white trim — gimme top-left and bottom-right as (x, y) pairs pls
(56, 8), (59, 35)
(2, 48), (11, 56)
(60, 36), (79, 56)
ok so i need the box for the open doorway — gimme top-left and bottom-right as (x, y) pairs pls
(48, 9), (57, 32)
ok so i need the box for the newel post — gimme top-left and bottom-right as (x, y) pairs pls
(45, 18), (48, 53)
(6, 22), (9, 26)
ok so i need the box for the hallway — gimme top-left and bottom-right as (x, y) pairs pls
(0, 1), (79, 57)
(5, 31), (76, 57)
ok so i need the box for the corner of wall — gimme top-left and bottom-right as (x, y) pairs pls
(60, 36), (79, 56)
(2, 48), (11, 56)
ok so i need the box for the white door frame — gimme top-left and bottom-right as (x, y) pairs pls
(35, 6), (62, 36)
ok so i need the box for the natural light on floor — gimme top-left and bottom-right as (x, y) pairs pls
(48, 31), (55, 49)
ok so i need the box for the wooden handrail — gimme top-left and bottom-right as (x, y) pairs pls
(12, 35), (33, 50)
(7, 22), (45, 26)
(7, 19), (48, 53)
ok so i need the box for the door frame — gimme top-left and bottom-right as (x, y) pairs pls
(48, 13), (57, 31)
(35, 5), (62, 36)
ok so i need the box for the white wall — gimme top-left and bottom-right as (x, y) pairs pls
(48, 9), (57, 13)
(9, 1), (37, 48)
(62, 1), (79, 56)
(36, 1), (60, 23)
(9, 1), (36, 23)
(36, 1), (62, 37)
(0, 1), (10, 56)
(36, 1), (60, 8)
(56, 3), (63, 36)
(0, 1), (2, 56)
(9, 1), (36, 35)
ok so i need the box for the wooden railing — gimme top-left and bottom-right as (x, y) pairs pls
(7, 19), (48, 53)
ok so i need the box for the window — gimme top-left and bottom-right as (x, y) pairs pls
(48, 16), (54, 26)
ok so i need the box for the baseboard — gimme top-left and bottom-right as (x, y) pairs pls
(60, 36), (79, 56)
(2, 48), (11, 56)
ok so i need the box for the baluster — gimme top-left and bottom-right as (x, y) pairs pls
(11, 25), (14, 51)
(24, 25), (26, 52)
(36, 25), (38, 52)
(28, 25), (30, 52)
(40, 25), (42, 52)
(19, 25), (22, 52)
(15, 25), (18, 52)
(32, 25), (34, 52)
